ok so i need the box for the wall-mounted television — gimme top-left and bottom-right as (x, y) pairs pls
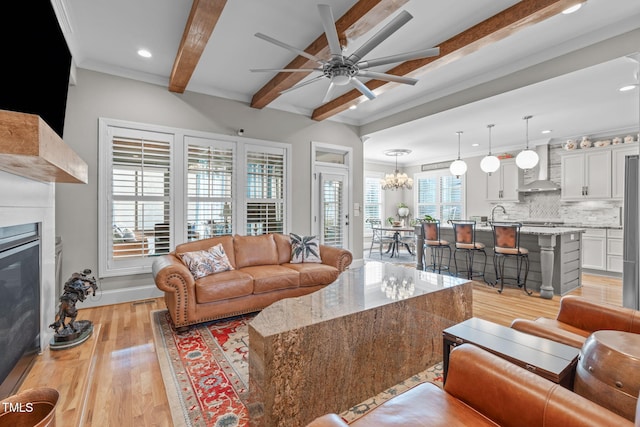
(2, 3), (72, 138)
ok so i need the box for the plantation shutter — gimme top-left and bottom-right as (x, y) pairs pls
(415, 171), (464, 220)
(321, 174), (345, 248)
(187, 139), (234, 239)
(364, 176), (382, 236)
(111, 136), (171, 260)
(245, 146), (285, 235)
(441, 175), (463, 220)
(416, 175), (437, 218)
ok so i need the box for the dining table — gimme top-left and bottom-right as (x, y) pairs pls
(372, 225), (415, 258)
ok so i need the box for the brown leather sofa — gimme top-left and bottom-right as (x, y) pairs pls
(511, 295), (640, 348)
(152, 233), (352, 328)
(305, 344), (634, 427)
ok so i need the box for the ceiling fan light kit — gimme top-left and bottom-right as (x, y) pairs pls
(480, 124), (500, 174)
(515, 115), (540, 170)
(449, 131), (467, 177)
(251, 4), (439, 104)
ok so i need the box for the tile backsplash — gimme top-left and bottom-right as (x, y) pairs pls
(490, 143), (623, 227)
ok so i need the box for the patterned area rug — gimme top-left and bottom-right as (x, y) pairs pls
(151, 309), (443, 426)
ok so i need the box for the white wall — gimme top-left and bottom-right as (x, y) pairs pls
(59, 69), (363, 301)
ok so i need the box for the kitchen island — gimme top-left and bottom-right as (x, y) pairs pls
(415, 224), (585, 298)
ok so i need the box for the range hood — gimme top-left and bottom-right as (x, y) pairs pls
(517, 144), (560, 193)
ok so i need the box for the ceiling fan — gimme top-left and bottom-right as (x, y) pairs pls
(251, 4), (440, 103)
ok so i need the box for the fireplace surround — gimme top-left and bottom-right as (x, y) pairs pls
(0, 223), (41, 399)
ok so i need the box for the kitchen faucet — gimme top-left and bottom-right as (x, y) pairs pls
(491, 205), (507, 223)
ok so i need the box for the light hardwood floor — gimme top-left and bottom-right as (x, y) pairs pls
(42, 273), (623, 426)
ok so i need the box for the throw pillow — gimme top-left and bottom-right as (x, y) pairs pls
(290, 233), (322, 264)
(179, 243), (233, 279)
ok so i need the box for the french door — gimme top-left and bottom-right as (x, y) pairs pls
(311, 142), (352, 250)
(319, 170), (349, 248)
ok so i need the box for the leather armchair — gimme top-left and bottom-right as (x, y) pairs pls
(305, 344), (633, 427)
(511, 295), (640, 348)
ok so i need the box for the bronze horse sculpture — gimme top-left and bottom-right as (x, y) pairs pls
(49, 269), (98, 336)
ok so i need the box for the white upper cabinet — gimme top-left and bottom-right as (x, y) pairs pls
(561, 149), (611, 200)
(612, 144), (638, 199)
(486, 158), (522, 202)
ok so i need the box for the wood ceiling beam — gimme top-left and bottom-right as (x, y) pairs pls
(169, 0), (227, 93)
(250, 0), (409, 109)
(311, 0), (583, 121)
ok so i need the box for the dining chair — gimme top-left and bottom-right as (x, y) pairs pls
(490, 222), (532, 295)
(366, 218), (394, 258)
(448, 220), (487, 281)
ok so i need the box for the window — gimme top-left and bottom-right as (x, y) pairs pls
(364, 174), (384, 237)
(99, 119), (290, 277)
(245, 145), (285, 236)
(415, 170), (464, 221)
(186, 137), (234, 239)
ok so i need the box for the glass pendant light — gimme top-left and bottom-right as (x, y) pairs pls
(516, 115), (539, 170)
(449, 131), (467, 177)
(480, 124), (500, 174)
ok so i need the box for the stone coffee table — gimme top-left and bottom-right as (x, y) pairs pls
(248, 262), (473, 427)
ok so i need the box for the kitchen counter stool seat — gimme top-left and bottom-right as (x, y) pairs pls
(491, 222), (532, 295)
(449, 220), (487, 281)
(422, 220), (451, 274)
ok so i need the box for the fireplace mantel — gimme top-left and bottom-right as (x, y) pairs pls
(0, 109), (87, 183)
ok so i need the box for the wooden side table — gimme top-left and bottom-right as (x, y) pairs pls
(443, 317), (579, 388)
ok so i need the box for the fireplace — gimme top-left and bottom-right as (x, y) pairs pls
(0, 223), (41, 399)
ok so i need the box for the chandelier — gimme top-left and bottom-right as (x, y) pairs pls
(381, 149), (413, 190)
(381, 274), (415, 300)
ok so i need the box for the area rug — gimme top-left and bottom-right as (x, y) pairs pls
(151, 309), (443, 426)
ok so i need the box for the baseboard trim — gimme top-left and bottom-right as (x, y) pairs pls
(80, 284), (163, 308)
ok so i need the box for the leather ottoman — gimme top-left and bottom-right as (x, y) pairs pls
(574, 330), (640, 421)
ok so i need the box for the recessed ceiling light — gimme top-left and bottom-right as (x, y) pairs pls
(619, 84), (638, 92)
(471, 143), (479, 147)
(137, 49), (152, 58)
(349, 105), (357, 110)
(562, 3), (583, 14)
(541, 129), (552, 134)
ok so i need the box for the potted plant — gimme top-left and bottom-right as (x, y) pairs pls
(397, 202), (410, 218)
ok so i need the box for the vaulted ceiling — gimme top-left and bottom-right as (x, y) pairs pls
(57, 0), (640, 163)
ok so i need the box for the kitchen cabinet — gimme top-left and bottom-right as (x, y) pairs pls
(581, 227), (623, 273)
(581, 228), (607, 270)
(612, 144), (638, 199)
(606, 228), (624, 273)
(486, 158), (522, 202)
(561, 150), (611, 200)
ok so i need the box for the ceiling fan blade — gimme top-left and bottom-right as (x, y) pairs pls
(317, 4), (343, 58)
(250, 68), (321, 73)
(255, 33), (325, 64)
(322, 82), (337, 103)
(358, 47), (440, 69)
(349, 78), (376, 100)
(357, 70), (418, 85)
(348, 10), (413, 63)
(280, 75), (326, 95)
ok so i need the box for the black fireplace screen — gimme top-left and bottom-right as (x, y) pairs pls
(0, 223), (41, 399)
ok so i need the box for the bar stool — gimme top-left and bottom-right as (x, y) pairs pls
(449, 220), (487, 281)
(422, 220), (451, 274)
(491, 222), (531, 295)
